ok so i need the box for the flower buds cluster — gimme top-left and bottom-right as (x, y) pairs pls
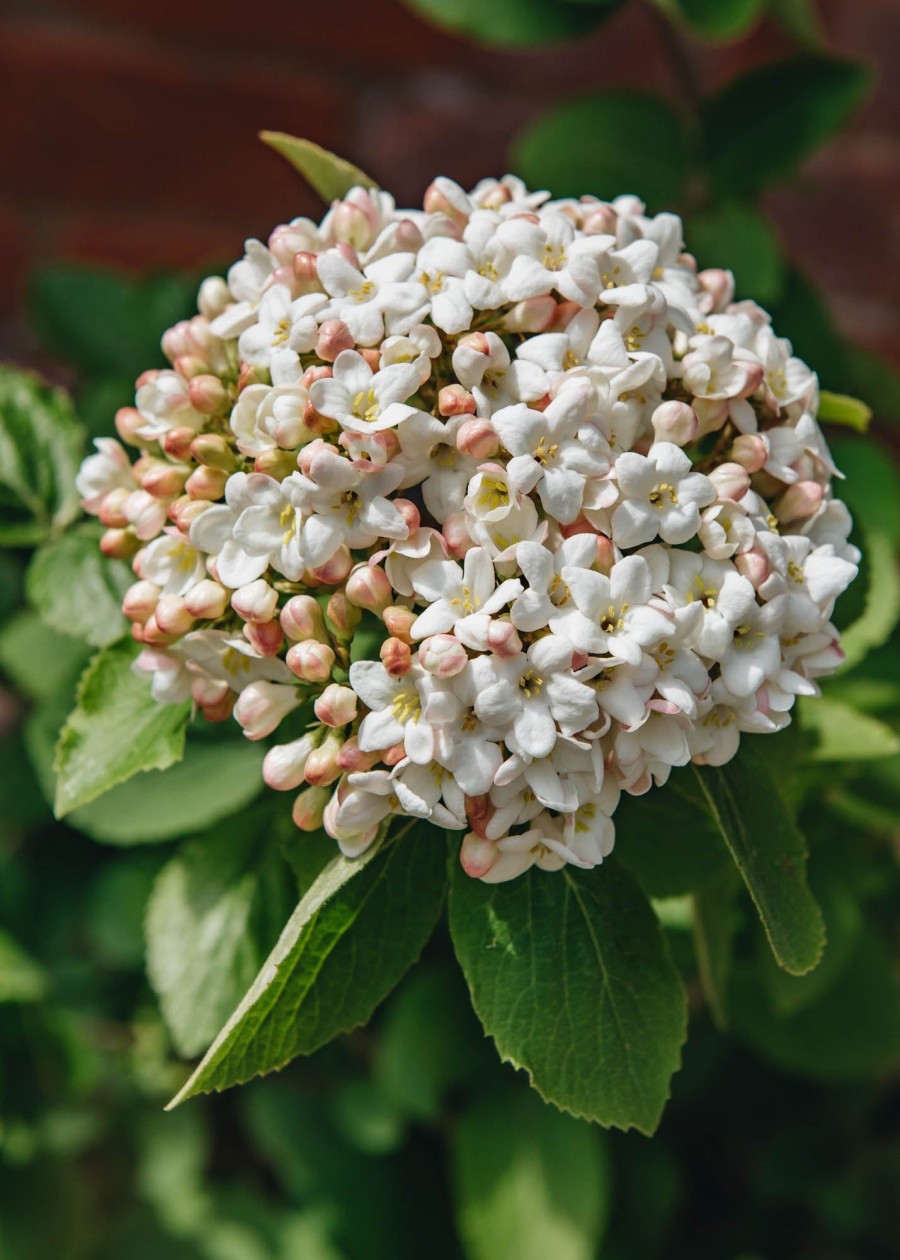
(77, 173), (858, 883)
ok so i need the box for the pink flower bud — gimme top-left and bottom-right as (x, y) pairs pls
(595, 534), (616, 575)
(693, 398), (729, 438)
(292, 785), (331, 831)
(729, 433), (768, 473)
(394, 499), (420, 533)
(457, 331), (490, 358)
(736, 359), (765, 398)
(191, 676), (230, 708)
(708, 462), (751, 501)
(315, 683), (358, 728)
(115, 407), (146, 446)
(465, 794), (493, 838)
(419, 634), (468, 678)
(281, 595), (328, 643)
(140, 614), (177, 646)
(382, 605), (415, 644)
(244, 619), (284, 657)
(231, 579), (278, 623)
(310, 547), (353, 586)
(774, 479), (824, 522)
(457, 417), (499, 459)
(188, 374), (229, 416)
(735, 548), (770, 589)
(100, 528), (139, 559)
(460, 833), (498, 879)
(304, 731), (343, 787)
(142, 462), (189, 499)
(173, 354), (206, 380)
(292, 250), (321, 293)
(237, 363), (266, 391)
(169, 497), (212, 530)
(698, 268), (734, 311)
(423, 177), (470, 228)
(438, 385), (477, 417)
(190, 433), (237, 471)
(346, 564), (393, 614)
(334, 242), (360, 269)
(486, 620), (522, 659)
(201, 691), (236, 723)
(393, 218), (424, 252)
(254, 449), (299, 480)
(98, 486), (131, 528)
(383, 742), (406, 767)
(326, 591), (362, 639)
(154, 594), (195, 637)
(443, 512), (474, 558)
(234, 681), (300, 740)
(581, 204), (618, 235)
(269, 222), (318, 263)
(161, 426), (199, 461)
(337, 736), (381, 773)
(263, 734), (317, 791)
(503, 296), (557, 334)
(184, 579), (229, 620)
(286, 639), (336, 682)
(332, 200), (374, 250)
(380, 636), (412, 676)
(122, 580), (160, 623)
(316, 319), (355, 363)
(185, 466), (228, 501)
(651, 401), (698, 447)
(197, 276), (230, 319)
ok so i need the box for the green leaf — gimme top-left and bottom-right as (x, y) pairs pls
(692, 869), (740, 1028)
(374, 963), (487, 1121)
(687, 202), (784, 305)
(732, 925), (900, 1080)
(768, 268), (846, 387)
(0, 366), (84, 546)
(840, 530), (900, 671)
(817, 390), (872, 432)
(27, 525), (131, 648)
(798, 697), (900, 762)
(664, 0), (764, 40)
(841, 343), (900, 423)
(512, 93), (687, 208)
(453, 1086), (610, 1260)
(692, 744), (825, 975)
(448, 858), (687, 1134)
(168, 825), (447, 1106)
(702, 56), (871, 197)
(615, 772), (732, 897)
(260, 133), (377, 202)
(829, 436), (900, 544)
(67, 737), (266, 844)
(0, 929), (48, 1003)
(770, 0), (825, 48)
(54, 640), (190, 817)
(402, 0), (623, 47)
(0, 611), (90, 704)
(147, 817), (288, 1056)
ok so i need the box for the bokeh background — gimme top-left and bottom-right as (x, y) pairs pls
(1, 0), (899, 372)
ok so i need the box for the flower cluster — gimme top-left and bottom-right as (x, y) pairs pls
(77, 175), (858, 882)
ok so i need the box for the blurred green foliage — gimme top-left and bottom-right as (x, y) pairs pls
(2, 0), (900, 1255)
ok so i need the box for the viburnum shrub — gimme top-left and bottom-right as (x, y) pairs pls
(59, 138), (862, 1129)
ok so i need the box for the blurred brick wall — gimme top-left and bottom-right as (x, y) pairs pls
(1, 0), (898, 369)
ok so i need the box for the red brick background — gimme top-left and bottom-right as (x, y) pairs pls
(1, 0), (898, 371)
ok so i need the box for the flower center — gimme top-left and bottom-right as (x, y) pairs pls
(272, 317), (291, 346)
(279, 503), (297, 544)
(542, 242), (567, 272)
(599, 604), (625, 634)
(461, 706), (478, 733)
(349, 279), (375, 303)
(450, 584), (479, 615)
(548, 573), (570, 606)
(518, 669), (543, 699)
(533, 435), (559, 466)
(419, 270), (444, 293)
(476, 477), (509, 512)
(351, 389), (380, 424)
(391, 690), (421, 723)
(648, 482), (678, 508)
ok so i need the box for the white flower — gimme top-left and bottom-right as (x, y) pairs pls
(293, 444), (408, 560)
(349, 660), (441, 764)
(135, 370), (202, 440)
(316, 250), (428, 345)
(76, 438), (134, 513)
(310, 350), (421, 434)
(409, 547), (521, 639)
(464, 465), (541, 555)
(140, 531), (206, 595)
(612, 443), (715, 547)
(414, 237), (474, 333)
(561, 554), (672, 664)
(238, 288), (327, 384)
(230, 383), (309, 456)
(452, 331), (548, 415)
(509, 535), (598, 633)
(182, 629), (293, 690)
(663, 552), (757, 660)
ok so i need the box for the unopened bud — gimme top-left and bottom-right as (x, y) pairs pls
(201, 691), (236, 723)
(154, 594), (195, 637)
(191, 676), (231, 708)
(115, 407), (145, 446)
(423, 177), (469, 228)
(142, 461), (189, 499)
(651, 401), (698, 447)
(100, 528), (139, 559)
(292, 250), (321, 292)
(460, 833), (498, 879)
(188, 374), (230, 416)
(122, 580), (160, 623)
(170, 497), (212, 531)
(596, 534), (616, 574)
(162, 426), (199, 461)
(693, 398), (729, 438)
(304, 731), (343, 787)
(140, 613), (177, 646)
(244, 619), (284, 657)
(286, 639), (335, 682)
(190, 433), (237, 471)
(443, 512), (474, 558)
(310, 547), (353, 586)
(98, 486), (131, 528)
(735, 548), (770, 589)
(337, 736), (380, 773)
(503, 296), (557, 334)
(231, 578), (278, 623)
(184, 579), (229, 620)
(280, 595), (328, 643)
(346, 564), (393, 614)
(292, 784), (331, 830)
(173, 354), (206, 380)
(581, 204), (618, 236)
(380, 636), (412, 676)
(698, 268), (734, 311)
(775, 479), (824, 522)
(457, 417), (499, 459)
(186, 465), (228, 500)
(486, 620), (522, 659)
(315, 683), (358, 728)
(383, 742), (407, 767)
(234, 681), (301, 740)
(316, 319), (355, 363)
(393, 498), (420, 533)
(729, 433), (768, 473)
(263, 734), (317, 791)
(438, 385), (477, 417)
(382, 605), (416, 644)
(708, 462), (751, 502)
(419, 633), (468, 678)
(198, 276), (230, 320)
(254, 449), (299, 480)
(325, 591), (362, 639)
